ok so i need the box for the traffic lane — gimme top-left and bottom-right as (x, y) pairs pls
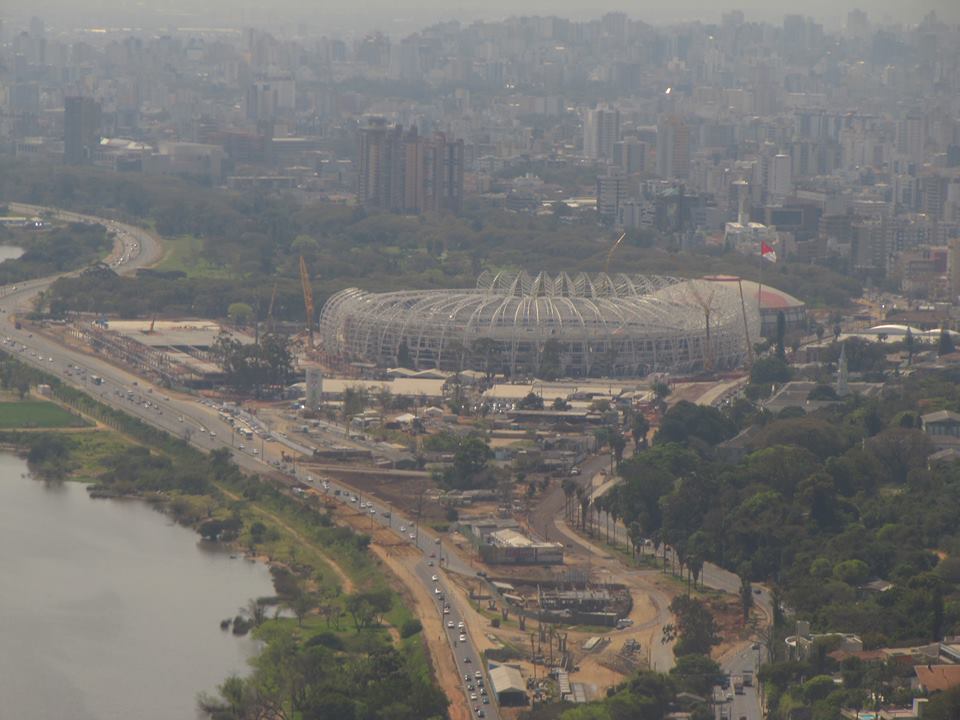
(418, 563), (496, 720)
(720, 646), (762, 720)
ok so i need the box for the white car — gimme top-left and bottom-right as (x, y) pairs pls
(431, 575), (439, 582)
(459, 634), (467, 642)
(458, 621), (465, 629)
(400, 525), (406, 532)
(409, 533), (416, 540)
(434, 587), (441, 595)
(447, 620), (455, 628)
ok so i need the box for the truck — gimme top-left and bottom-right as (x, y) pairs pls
(733, 675), (744, 695)
(742, 670), (753, 687)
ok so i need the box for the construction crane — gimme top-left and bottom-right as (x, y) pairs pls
(604, 232), (627, 275)
(266, 283), (278, 334)
(299, 256), (315, 349)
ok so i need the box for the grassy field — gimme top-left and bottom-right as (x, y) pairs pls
(0, 401), (89, 428)
(154, 235), (236, 278)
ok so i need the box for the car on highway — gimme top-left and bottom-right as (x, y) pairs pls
(448, 621), (455, 628)
(431, 575), (438, 582)
(482, 696), (489, 705)
(469, 693), (477, 701)
(463, 657), (471, 663)
(458, 621), (465, 629)
(474, 670), (482, 679)
(400, 525), (406, 532)
(409, 533), (416, 540)
(459, 634), (467, 642)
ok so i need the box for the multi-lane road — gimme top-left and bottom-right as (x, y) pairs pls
(0, 206), (498, 720)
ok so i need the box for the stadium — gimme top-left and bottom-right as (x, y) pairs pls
(318, 271), (763, 378)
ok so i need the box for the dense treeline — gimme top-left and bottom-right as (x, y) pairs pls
(0, 160), (860, 323)
(606, 371), (960, 651)
(0, 221), (111, 285)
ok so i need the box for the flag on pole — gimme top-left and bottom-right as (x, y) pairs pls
(761, 241), (777, 263)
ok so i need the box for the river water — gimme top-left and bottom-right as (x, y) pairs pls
(0, 453), (273, 720)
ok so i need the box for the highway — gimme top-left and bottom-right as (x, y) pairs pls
(0, 206), (498, 720)
(716, 642), (765, 720)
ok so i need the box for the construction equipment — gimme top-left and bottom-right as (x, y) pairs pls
(266, 283), (278, 334)
(604, 233), (627, 275)
(299, 256), (315, 348)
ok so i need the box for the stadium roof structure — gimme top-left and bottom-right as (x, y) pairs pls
(319, 271), (761, 378)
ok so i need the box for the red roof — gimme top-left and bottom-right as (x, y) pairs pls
(916, 664), (960, 692)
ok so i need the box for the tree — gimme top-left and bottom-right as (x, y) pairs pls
(538, 338), (562, 380)
(939, 328), (955, 356)
(562, 478), (577, 520)
(669, 596), (719, 656)
(471, 337), (499, 379)
(227, 302), (253, 327)
(609, 429), (627, 468)
(290, 591), (313, 627)
(750, 356), (792, 385)
(341, 386), (368, 422)
(670, 654), (722, 696)
(396, 340), (413, 369)
(631, 413), (650, 449)
(739, 574), (754, 623)
(653, 382), (671, 404)
(517, 391), (544, 410)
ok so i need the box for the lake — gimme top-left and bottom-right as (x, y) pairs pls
(0, 452), (274, 720)
(0, 245), (24, 263)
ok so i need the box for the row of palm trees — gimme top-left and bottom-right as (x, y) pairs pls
(560, 478), (706, 594)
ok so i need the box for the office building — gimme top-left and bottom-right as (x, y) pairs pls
(596, 173), (629, 224)
(64, 96), (101, 165)
(768, 154), (793, 201)
(656, 115), (690, 180)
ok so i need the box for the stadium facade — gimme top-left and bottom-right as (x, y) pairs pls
(318, 271), (763, 378)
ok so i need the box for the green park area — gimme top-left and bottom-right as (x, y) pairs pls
(0, 400), (89, 429)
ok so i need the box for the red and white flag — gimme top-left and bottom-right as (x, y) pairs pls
(761, 241), (777, 263)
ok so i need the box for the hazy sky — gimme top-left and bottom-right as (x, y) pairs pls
(2, 0), (958, 36)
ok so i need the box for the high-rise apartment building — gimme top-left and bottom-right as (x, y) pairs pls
(768, 153), (793, 201)
(358, 120), (464, 214)
(583, 106), (620, 160)
(656, 115), (690, 180)
(596, 173), (629, 224)
(64, 96), (101, 165)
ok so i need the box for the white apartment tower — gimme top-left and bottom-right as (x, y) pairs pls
(583, 106), (620, 160)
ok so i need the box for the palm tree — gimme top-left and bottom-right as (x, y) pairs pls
(561, 478), (576, 521)
(471, 337), (499, 379)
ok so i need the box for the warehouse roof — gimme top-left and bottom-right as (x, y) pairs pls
(489, 665), (526, 695)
